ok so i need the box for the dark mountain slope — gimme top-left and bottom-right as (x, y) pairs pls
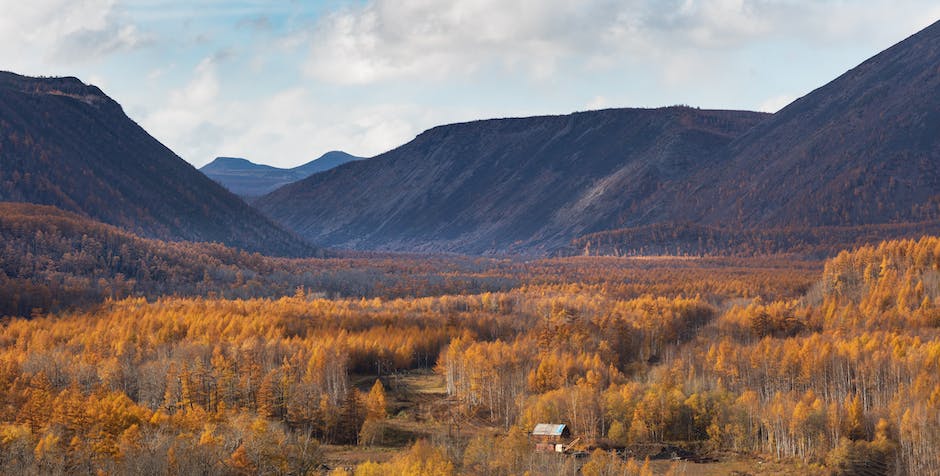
(201, 151), (362, 199)
(256, 107), (768, 254)
(260, 19), (940, 256)
(0, 72), (313, 256)
(659, 19), (940, 228)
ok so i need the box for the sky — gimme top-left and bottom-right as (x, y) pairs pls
(1, 1), (938, 168)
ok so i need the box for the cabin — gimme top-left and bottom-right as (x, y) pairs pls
(531, 423), (571, 453)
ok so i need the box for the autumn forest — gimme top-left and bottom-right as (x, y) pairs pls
(4, 11), (940, 476)
(3, 207), (940, 475)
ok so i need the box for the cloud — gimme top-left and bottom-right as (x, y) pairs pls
(303, 0), (618, 84)
(0, 0), (145, 71)
(137, 1), (940, 166)
(4, 0), (938, 169)
(217, 89), (419, 164)
(140, 57), (422, 166)
(142, 58), (225, 163)
(54, 24), (146, 62)
(237, 15), (274, 32)
(303, 0), (940, 86)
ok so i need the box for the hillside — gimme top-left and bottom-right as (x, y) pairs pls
(201, 151), (362, 199)
(655, 19), (940, 228)
(0, 202), (514, 318)
(255, 107), (768, 254)
(0, 72), (313, 256)
(257, 19), (940, 256)
(581, 20), (940, 256)
(0, 201), (319, 317)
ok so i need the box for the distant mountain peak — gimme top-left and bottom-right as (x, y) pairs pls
(202, 157), (273, 172)
(321, 150), (354, 157)
(200, 151), (363, 200)
(212, 156), (254, 165)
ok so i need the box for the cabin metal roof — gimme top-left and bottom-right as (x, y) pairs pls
(532, 423), (567, 436)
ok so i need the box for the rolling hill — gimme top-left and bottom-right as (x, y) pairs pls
(257, 19), (940, 256)
(201, 151), (362, 200)
(0, 72), (313, 256)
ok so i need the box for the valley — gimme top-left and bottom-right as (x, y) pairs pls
(1, 239), (937, 474)
(0, 8), (938, 476)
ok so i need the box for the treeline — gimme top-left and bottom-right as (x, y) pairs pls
(413, 238), (940, 475)
(0, 202), (820, 318)
(5, 233), (940, 473)
(0, 203), (516, 317)
(572, 221), (940, 258)
(677, 237), (940, 474)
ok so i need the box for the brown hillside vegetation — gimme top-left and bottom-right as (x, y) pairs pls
(3, 235), (940, 473)
(0, 202), (813, 318)
(572, 221), (940, 258)
(0, 202), (517, 317)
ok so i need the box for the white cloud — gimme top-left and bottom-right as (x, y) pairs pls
(303, 0), (940, 86)
(142, 58), (225, 163)
(212, 94), (421, 166)
(139, 1), (940, 166)
(2, 0), (939, 169)
(303, 0), (617, 84)
(0, 0), (145, 72)
(141, 58), (422, 166)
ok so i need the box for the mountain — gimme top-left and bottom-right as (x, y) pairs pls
(293, 151), (363, 176)
(583, 19), (940, 254)
(201, 151), (362, 199)
(255, 107), (768, 254)
(257, 19), (940, 256)
(0, 71), (313, 257)
(655, 18), (940, 229)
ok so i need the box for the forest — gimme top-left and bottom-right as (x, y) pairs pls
(2, 227), (940, 474)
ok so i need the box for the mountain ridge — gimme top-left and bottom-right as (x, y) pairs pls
(0, 71), (315, 257)
(658, 19), (940, 229)
(255, 19), (940, 256)
(255, 106), (769, 254)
